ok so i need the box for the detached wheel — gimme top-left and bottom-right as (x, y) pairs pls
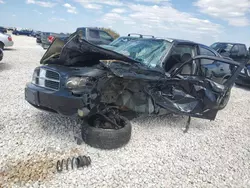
(81, 113), (132, 149)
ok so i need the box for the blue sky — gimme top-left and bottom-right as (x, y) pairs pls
(0, 0), (250, 46)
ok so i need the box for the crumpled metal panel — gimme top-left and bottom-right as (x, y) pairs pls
(40, 34), (247, 121)
(100, 60), (221, 119)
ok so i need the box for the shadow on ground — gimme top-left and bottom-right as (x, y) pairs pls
(34, 111), (79, 142)
(0, 63), (12, 72)
(234, 84), (250, 91)
(34, 111), (196, 141)
(3, 48), (17, 51)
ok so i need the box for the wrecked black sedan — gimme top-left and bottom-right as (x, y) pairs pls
(25, 33), (246, 148)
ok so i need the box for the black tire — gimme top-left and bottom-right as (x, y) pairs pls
(0, 42), (4, 50)
(218, 88), (231, 110)
(81, 115), (132, 149)
(218, 78), (231, 110)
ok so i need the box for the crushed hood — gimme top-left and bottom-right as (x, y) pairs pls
(40, 33), (139, 66)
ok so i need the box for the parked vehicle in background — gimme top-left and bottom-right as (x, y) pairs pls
(31, 31), (41, 38)
(0, 32), (14, 49)
(76, 27), (114, 45)
(0, 49), (3, 61)
(99, 33), (154, 50)
(210, 42), (249, 64)
(12, 29), (33, 36)
(7, 27), (16, 31)
(211, 42), (250, 87)
(40, 32), (70, 49)
(235, 64), (250, 87)
(36, 32), (42, 43)
(0, 26), (7, 34)
(39, 27), (114, 50)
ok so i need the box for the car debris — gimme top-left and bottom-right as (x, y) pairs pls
(25, 32), (247, 149)
(56, 155), (91, 172)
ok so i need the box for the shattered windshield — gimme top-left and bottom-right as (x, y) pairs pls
(113, 39), (171, 67)
(109, 37), (138, 47)
(210, 43), (233, 52)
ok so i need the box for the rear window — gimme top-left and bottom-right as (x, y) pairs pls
(89, 29), (100, 39)
(99, 31), (112, 40)
(210, 43), (233, 52)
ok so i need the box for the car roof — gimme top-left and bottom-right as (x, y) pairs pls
(76, 27), (102, 31)
(212, 42), (246, 45)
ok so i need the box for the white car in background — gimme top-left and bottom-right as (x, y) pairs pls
(0, 32), (14, 49)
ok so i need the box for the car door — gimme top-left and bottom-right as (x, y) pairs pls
(151, 53), (245, 120)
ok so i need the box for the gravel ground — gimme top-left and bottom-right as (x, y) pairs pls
(0, 35), (250, 188)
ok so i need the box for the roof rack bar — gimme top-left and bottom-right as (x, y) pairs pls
(142, 35), (155, 38)
(128, 33), (155, 38)
(128, 33), (143, 38)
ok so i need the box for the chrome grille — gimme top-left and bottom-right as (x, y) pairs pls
(33, 68), (60, 90)
(46, 70), (60, 80)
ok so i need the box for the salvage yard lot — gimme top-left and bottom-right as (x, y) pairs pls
(0, 35), (250, 187)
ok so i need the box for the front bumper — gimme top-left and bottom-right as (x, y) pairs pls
(25, 83), (85, 116)
(235, 73), (250, 87)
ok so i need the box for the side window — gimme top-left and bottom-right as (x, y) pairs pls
(99, 31), (113, 40)
(199, 47), (216, 65)
(165, 44), (195, 73)
(231, 45), (239, 54)
(89, 29), (100, 39)
(238, 45), (246, 56)
(200, 47), (216, 56)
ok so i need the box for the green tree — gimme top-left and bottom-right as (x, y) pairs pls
(99, 27), (120, 39)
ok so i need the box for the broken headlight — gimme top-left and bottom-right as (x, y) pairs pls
(65, 77), (89, 89)
(31, 69), (39, 85)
